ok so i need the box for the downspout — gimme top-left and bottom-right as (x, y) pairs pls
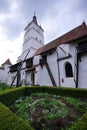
(56, 48), (61, 87)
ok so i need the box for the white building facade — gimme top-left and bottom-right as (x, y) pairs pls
(1, 15), (87, 88)
(0, 59), (12, 84)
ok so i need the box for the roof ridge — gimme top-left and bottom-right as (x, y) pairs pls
(1, 59), (12, 66)
(35, 22), (87, 55)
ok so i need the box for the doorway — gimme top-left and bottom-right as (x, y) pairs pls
(31, 71), (35, 86)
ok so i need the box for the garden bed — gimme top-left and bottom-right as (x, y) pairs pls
(9, 93), (87, 130)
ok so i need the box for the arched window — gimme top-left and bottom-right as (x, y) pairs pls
(65, 62), (73, 77)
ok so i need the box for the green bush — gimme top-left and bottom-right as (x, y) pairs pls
(0, 87), (26, 106)
(0, 102), (34, 130)
(0, 86), (87, 107)
(70, 112), (87, 130)
(25, 86), (87, 99)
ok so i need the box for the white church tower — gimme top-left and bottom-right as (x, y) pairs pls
(7, 14), (44, 86)
(18, 14), (44, 61)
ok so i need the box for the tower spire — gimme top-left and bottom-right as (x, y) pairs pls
(33, 12), (37, 24)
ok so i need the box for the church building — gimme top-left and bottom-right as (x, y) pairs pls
(1, 15), (87, 88)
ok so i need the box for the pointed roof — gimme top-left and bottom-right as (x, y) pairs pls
(1, 59), (12, 66)
(24, 14), (44, 31)
(35, 22), (87, 55)
(32, 13), (37, 24)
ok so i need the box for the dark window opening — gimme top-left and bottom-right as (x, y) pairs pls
(10, 62), (21, 73)
(26, 58), (33, 68)
(65, 62), (73, 77)
(40, 55), (47, 65)
(78, 41), (87, 53)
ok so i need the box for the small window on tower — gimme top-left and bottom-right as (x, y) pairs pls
(36, 37), (38, 41)
(65, 62), (73, 77)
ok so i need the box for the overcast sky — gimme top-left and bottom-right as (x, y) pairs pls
(0, 0), (87, 65)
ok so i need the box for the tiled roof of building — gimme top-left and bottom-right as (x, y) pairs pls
(35, 22), (87, 55)
(1, 59), (12, 66)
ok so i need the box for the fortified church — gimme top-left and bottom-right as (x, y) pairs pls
(0, 15), (87, 88)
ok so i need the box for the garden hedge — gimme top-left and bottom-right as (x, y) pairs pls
(0, 86), (87, 130)
(0, 87), (25, 106)
(25, 86), (87, 99)
(0, 102), (34, 130)
(0, 86), (87, 107)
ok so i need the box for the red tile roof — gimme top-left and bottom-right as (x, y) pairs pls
(35, 22), (87, 55)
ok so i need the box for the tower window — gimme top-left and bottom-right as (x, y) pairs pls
(65, 62), (73, 77)
(36, 37), (38, 41)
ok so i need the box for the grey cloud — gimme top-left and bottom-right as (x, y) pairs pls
(1, 19), (23, 40)
(0, 0), (87, 41)
(0, 0), (59, 40)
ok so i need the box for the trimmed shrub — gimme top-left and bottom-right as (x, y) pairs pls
(0, 87), (26, 106)
(25, 86), (87, 99)
(0, 102), (34, 130)
(0, 86), (87, 107)
(70, 112), (87, 130)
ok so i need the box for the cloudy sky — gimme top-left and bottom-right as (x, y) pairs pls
(0, 0), (87, 65)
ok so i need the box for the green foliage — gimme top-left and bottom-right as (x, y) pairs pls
(0, 87), (26, 106)
(64, 97), (87, 113)
(0, 86), (87, 130)
(10, 93), (68, 128)
(10, 96), (30, 121)
(0, 102), (34, 130)
(0, 82), (10, 90)
(1, 86), (86, 109)
(31, 92), (51, 98)
(25, 86), (87, 99)
(70, 112), (87, 130)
